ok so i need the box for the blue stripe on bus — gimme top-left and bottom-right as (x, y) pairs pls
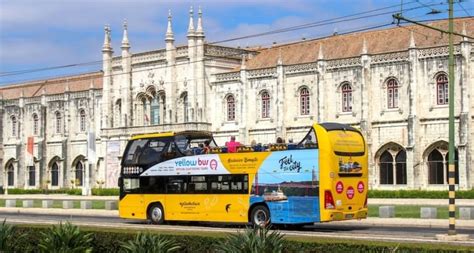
(250, 196), (320, 224)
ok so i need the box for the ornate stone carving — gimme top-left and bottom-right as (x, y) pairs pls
(372, 51), (409, 64)
(215, 72), (240, 82)
(247, 67), (277, 79)
(419, 45), (461, 59)
(205, 45), (248, 59)
(327, 57), (361, 70)
(131, 50), (166, 65)
(285, 62), (318, 75)
(176, 47), (188, 57)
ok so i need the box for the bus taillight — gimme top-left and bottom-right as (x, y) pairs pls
(324, 190), (335, 209)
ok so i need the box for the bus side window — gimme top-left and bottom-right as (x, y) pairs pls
(167, 177), (186, 193)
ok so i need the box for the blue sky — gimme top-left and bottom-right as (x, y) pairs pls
(0, 0), (471, 85)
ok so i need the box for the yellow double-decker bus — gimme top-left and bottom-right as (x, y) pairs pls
(118, 122), (368, 226)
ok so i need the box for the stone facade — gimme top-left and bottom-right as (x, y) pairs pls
(0, 11), (473, 191)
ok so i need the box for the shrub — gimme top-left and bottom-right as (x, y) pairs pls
(7, 188), (82, 195)
(92, 188), (119, 196)
(216, 226), (284, 253)
(38, 222), (93, 253)
(120, 233), (181, 253)
(0, 219), (24, 252)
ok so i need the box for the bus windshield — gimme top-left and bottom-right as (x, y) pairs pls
(122, 138), (171, 167)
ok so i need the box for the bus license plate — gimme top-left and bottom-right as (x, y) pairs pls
(345, 214), (353, 219)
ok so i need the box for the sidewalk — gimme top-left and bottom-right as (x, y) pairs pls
(1, 207), (474, 229)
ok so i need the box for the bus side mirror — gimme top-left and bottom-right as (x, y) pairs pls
(118, 177), (123, 188)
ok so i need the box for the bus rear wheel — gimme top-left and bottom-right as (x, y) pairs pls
(250, 205), (270, 228)
(148, 204), (164, 224)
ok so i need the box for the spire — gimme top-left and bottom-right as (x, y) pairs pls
(409, 30), (416, 49)
(187, 6), (195, 37)
(165, 10), (174, 42)
(462, 22), (468, 42)
(241, 54), (246, 70)
(121, 20), (130, 49)
(102, 24), (112, 52)
(361, 37), (368, 55)
(318, 43), (324, 60)
(196, 6), (204, 37)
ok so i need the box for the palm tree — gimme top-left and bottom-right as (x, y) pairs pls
(120, 233), (181, 253)
(38, 222), (93, 253)
(216, 226), (284, 253)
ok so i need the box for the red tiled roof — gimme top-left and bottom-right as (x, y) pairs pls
(0, 72), (103, 100)
(244, 17), (473, 69)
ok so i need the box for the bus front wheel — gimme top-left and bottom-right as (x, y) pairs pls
(250, 205), (270, 228)
(148, 203), (164, 224)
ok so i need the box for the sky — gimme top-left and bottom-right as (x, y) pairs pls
(0, 0), (472, 85)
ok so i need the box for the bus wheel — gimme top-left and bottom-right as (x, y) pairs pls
(250, 205), (270, 228)
(148, 204), (164, 224)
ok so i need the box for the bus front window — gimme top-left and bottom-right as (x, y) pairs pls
(123, 138), (169, 168)
(123, 178), (140, 192)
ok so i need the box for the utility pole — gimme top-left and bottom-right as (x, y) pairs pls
(447, 0), (456, 236)
(393, 0), (472, 239)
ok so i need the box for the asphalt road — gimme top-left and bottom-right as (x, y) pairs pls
(1, 211), (473, 247)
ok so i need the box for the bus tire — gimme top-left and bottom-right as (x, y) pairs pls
(148, 203), (164, 224)
(250, 205), (270, 228)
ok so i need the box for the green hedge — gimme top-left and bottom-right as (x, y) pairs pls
(8, 226), (473, 253)
(91, 188), (119, 196)
(6, 188), (82, 195)
(368, 189), (474, 199)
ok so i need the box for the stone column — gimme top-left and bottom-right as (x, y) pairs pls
(407, 31), (418, 189)
(458, 28), (471, 189)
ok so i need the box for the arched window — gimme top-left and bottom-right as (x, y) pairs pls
(379, 151), (393, 184)
(387, 79), (399, 109)
(181, 93), (188, 122)
(114, 100), (122, 127)
(261, 91), (270, 118)
(436, 74), (448, 105)
(395, 150), (407, 184)
(51, 162), (59, 186)
(428, 149), (444, 184)
(79, 110), (86, 132)
(75, 161), (84, 187)
(300, 88), (310, 115)
(55, 112), (62, 134)
(7, 164), (14, 186)
(227, 95), (235, 121)
(150, 96), (160, 125)
(11, 116), (17, 137)
(141, 97), (148, 125)
(33, 114), (39, 135)
(28, 165), (36, 186)
(341, 83), (352, 112)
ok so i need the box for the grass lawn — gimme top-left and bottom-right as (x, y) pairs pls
(368, 205), (461, 219)
(0, 199), (106, 209)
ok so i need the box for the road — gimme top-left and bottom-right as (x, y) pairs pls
(1, 210), (473, 247)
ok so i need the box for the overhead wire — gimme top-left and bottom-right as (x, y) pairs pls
(0, 0), (446, 80)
